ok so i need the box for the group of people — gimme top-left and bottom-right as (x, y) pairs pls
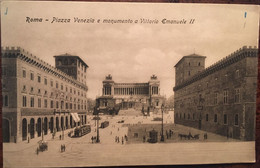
(115, 135), (128, 144)
(166, 129), (174, 139)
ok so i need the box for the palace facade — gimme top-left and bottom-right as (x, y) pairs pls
(96, 74), (165, 114)
(2, 47), (88, 143)
(173, 46), (258, 141)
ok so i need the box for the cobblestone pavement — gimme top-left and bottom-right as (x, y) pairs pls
(3, 109), (255, 167)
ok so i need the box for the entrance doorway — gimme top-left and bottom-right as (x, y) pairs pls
(44, 117), (48, 135)
(37, 118), (42, 137)
(22, 118), (27, 141)
(50, 117), (54, 133)
(3, 119), (10, 142)
(30, 118), (35, 139)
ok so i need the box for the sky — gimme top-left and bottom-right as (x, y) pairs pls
(1, 1), (259, 99)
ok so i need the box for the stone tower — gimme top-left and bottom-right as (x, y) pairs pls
(174, 54), (206, 86)
(54, 54), (88, 84)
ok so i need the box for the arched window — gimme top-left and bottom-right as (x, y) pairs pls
(4, 95), (8, 106)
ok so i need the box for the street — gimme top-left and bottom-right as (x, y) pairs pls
(3, 109), (255, 167)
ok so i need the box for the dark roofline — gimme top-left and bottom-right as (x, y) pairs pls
(54, 55), (89, 68)
(174, 54), (206, 67)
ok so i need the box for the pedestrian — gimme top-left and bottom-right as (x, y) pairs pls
(143, 135), (146, 143)
(204, 133), (207, 140)
(36, 147), (39, 155)
(115, 136), (117, 142)
(60, 135), (62, 140)
(28, 137), (30, 143)
(122, 137), (124, 144)
(91, 136), (94, 143)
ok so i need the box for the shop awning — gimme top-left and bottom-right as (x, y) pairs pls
(71, 113), (80, 122)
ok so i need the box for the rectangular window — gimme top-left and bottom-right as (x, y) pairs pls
(205, 114), (208, 121)
(224, 90), (228, 104)
(30, 72), (34, 80)
(38, 75), (41, 83)
(44, 99), (48, 108)
(214, 93), (218, 105)
(22, 69), (26, 78)
(4, 95), (8, 106)
(50, 100), (54, 108)
(235, 88), (240, 103)
(235, 114), (239, 126)
(44, 78), (47, 85)
(224, 114), (227, 125)
(23, 96), (27, 107)
(61, 84), (63, 90)
(214, 114), (218, 123)
(38, 98), (41, 108)
(56, 82), (59, 89)
(30, 97), (34, 107)
(56, 101), (59, 109)
(236, 70), (240, 78)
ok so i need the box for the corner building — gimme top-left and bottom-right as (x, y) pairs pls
(173, 46), (258, 141)
(96, 74), (165, 113)
(2, 47), (88, 143)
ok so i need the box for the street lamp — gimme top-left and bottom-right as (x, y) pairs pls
(96, 107), (100, 143)
(160, 104), (165, 142)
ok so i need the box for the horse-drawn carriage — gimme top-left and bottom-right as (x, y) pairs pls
(178, 133), (200, 140)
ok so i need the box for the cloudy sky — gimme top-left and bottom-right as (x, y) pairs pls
(1, 2), (259, 99)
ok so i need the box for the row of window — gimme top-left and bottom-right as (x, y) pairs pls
(22, 96), (87, 110)
(177, 70), (241, 96)
(22, 69), (86, 94)
(22, 84), (86, 98)
(176, 113), (239, 126)
(175, 88), (241, 108)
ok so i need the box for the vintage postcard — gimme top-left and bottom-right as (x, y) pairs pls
(1, 1), (259, 167)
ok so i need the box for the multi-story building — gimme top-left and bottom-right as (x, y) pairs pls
(173, 46), (258, 141)
(2, 47), (88, 143)
(96, 74), (165, 114)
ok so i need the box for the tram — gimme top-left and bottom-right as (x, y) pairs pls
(100, 121), (109, 128)
(74, 124), (91, 137)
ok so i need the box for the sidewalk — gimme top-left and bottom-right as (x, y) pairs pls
(3, 128), (74, 152)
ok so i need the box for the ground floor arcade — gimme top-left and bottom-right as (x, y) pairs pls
(3, 112), (87, 143)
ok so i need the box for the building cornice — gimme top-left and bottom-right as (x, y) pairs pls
(2, 47), (88, 91)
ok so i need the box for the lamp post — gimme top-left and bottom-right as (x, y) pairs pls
(96, 108), (100, 143)
(160, 104), (165, 142)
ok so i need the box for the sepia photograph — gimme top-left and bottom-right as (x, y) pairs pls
(1, 1), (259, 167)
